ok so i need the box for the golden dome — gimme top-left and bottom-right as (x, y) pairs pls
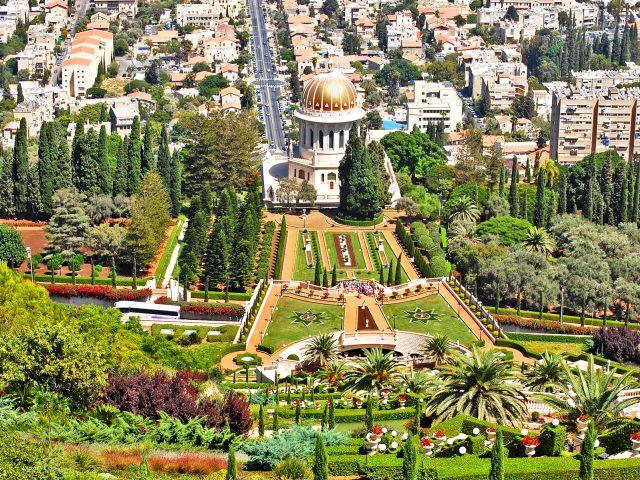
(301, 70), (358, 114)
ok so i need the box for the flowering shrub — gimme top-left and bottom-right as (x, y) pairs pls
(420, 437), (433, 447)
(522, 436), (540, 447)
(496, 315), (592, 335)
(578, 414), (590, 422)
(630, 432), (640, 441)
(398, 396), (407, 403)
(592, 327), (640, 363)
(434, 430), (446, 438)
(372, 426), (384, 436)
(486, 427), (496, 434)
(47, 284), (151, 302)
(155, 296), (243, 317)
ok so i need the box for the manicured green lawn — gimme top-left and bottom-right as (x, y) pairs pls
(381, 295), (478, 346)
(370, 234), (409, 284)
(517, 340), (585, 356)
(262, 296), (344, 351)
(324, 232), (367, 270)
(293, 231), (316, 282)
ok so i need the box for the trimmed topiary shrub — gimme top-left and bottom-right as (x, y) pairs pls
(538, 424), (567, 457)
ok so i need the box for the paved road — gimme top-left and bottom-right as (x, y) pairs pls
(51, 0), (91, 86)
(247, 0), (287, 152)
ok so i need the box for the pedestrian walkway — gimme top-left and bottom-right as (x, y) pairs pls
(343, 294), (391, 333)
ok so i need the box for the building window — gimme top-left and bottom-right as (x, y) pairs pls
(328, 172), (336, 181)
(339, 130), (344, 147)
(329, 130), (334, 149)
(310, 129), (314, 147)
(319, 130), (324, 149)
(298, 169), (305, 180)
(321, 174), (325, 182)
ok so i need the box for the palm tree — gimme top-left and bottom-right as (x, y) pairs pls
(537, 356), (640, 430)
(425, 347), (527, 425)
(447, 195), (480, 224)
(302, 334), (338, 367)
(448, 220), (479, 242)
(317, 361), (347, 391)
(525, 352), (566, 392)
(422, 334), (454, 366)
(540, 159), (560, 187)
(344, 348), (399, 393)
(523, 227), (555, 256)
(397, 370), (435, 396)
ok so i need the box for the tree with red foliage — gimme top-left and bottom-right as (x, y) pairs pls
(101, 372), (200, 421)
(201, 391), (252, 435)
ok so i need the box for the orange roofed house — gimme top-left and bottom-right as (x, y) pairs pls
(61, 30), (113, 98)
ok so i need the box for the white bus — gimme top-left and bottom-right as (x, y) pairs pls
(114, 301), (180, 321)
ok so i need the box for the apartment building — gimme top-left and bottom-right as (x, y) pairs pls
(92, 0), (138, 18)
(468, 61), (528, 110)
(406, 81), (464, 133)
(549, 86), (640, 164)
(176, 0), (244, 26)
(61, 30), (113, 98)
(572, 66), (640, 91)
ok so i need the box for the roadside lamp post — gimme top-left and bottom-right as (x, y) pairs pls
(26, 247), (33, 282)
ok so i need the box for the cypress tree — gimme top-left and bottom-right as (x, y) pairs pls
(558, 173), (567, 214)
(53, 126), (72, 190)
(322, 267), (329, 287)
(201, 185), (213, 217)
(295, 403), (301, 425)
(509, 157), (519, 216)
(157, 124), (171, 190)
(258, 404), (265, 437)
(16, 82), (23, 103)
(578, 423), (596, 480)
(522, 185), (528, 221)
(594, 190), (604, 225)
(170, 151), (181, 216)
(402, 435), (417, 480)
(411, 403), (421, 435)
(632, 155), (640, 222)
(128, 116), (142, 194)
(97, 125), (112, 195)
(365, 397), (374, 432)
(25, 163), (42, 217)
(612, 21), (621, 63)
(37, 122), (55, 213)
(0, 152), (15, 216)
(321, 404), (328, 431)
(204, 222), (230, 287)
(328, 399), (335, 430)
(314, 260), (322, 286)
(524, 157), (531, 183)
(272, 409), (279, 433)
(498, 163), (506, 197)
(379, 268), (385, 286)
(113, 136), (129, 196)
(600, 152), (614, 224)
(331, 264), (338, 286)
(312, 434), (329, 480)
(141, 123), (155, 175)
(545, 195), (555, 229)
(489, 429), (505, 480)
(12, 118), (29, 214)
(613, 162), (627, 224)
(338, 125), (383, 220)
(225, 446), (237, 480)
(229, 239), (253, 291)
(394, 252), (403, 285)
(534, 170), (545, 227)
(387, 259), (395, 287)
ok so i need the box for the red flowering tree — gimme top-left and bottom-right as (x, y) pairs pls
(47, 285), (151, 302)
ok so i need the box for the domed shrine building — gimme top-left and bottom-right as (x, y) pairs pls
(266, 70), (400, 207)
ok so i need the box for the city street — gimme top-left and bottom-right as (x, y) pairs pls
(247, 0), (286, 152)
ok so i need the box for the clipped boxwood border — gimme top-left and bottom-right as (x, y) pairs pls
(334, 213), (384, 226)
(190, 290), (252, 301)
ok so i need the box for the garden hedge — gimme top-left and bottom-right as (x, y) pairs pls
(29, 273), (153, 286)
(597, 419), (640, 455)
(327, 453), (640, 479)
(276, 406), (415, 423)
(506, 333), (589, 343)
(537, 424), (566, 457)
(255, 221), (276, 281)
(491, 307), (640, 331)
(334, 214), (384, 226)
(191, 290), (253, 301)
(273, 217), (287, 279)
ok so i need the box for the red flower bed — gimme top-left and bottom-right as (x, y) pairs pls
(496, 315), (592, 335)
(155, 296), (243, 317)
(46, 284), (151, 302)
(522, 435), (540, 447)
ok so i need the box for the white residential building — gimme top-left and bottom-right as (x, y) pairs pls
(61, 30), (113, 98)
(406, 81), (464, 133)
